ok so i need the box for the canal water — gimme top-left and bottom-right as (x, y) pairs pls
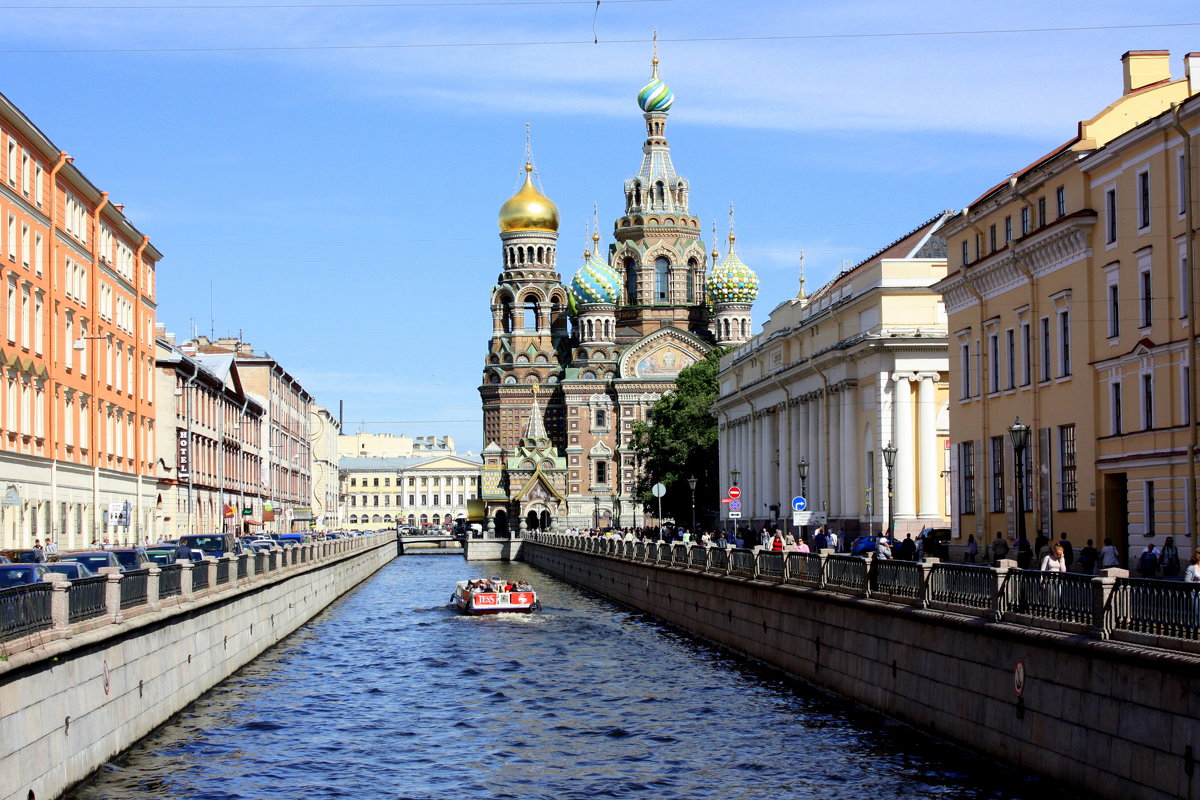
(67, 555), (1074, 800)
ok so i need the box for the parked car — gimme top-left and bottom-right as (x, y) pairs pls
(0, 548), (45, 564)
(0, 564), (52, 587)
(243, 539), (276, 553)
(144, 545), (195, 566)
(51, 551), (123, 573)
(917, 527), (952, 561)
(178, 534), (242, 560)
(44, 562), (96, 580)
(0, 554), (10, 563)
(107, 548), (151, 572)
(849, 535), (883, 556)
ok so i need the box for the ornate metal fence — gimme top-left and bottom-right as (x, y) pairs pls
(0, 583), (53, 642)
(158, 565), (183, 599)
(786, 553), (822, 586)
(1110, 579), (1200, 640)
(192, 562), (210, 591)
(1004, 570), (1094, 624)
(927, 563), (992, 610)
(870, 560), (922, 600)
(757, 551), (785, 580)
(67, 576), (108, 623)
(120, 569), (150, 609)
(824, 555), (867, 593)
(215, 560), (231, 586)
(730, 549), (755, 577)
(689, 546), (709, 570)
(708, 547), (729, 572)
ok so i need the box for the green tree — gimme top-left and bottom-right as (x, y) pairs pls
(630, 347), (726, 530)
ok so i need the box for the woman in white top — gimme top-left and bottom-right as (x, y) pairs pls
(1041, 544), (1068, 572)
(1185, 551), (1200, 583)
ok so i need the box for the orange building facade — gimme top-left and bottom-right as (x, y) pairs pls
(0, 91), (162, 549)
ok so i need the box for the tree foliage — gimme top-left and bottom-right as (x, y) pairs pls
(630, 348), (725, 529)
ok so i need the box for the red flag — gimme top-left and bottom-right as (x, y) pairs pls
(223, 504), (237, 519)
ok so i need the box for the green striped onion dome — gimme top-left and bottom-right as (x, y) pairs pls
(570, 251), (622, 307)
(638, 75), (674, 113)
(707, 251), (759, 304)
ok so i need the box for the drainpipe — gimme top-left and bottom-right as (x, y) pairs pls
(89, 191), (109, 540)
(133, 234), (148, 542)
(1172, 104), (1198, 555)
(45, 151), (69, 545)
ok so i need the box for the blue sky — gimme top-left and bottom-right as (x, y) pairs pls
(2, 1), (1198, 453)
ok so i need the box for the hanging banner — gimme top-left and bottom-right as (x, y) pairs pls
(177, 430), (191, 482)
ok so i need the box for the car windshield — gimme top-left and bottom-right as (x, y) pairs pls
(111, 551), (142, 569)
(144, 550), (177, 565)
(0, 567), (35, 585)
(183, 537), (227, 553)
(46, 564), (85, 577)
(61, 554), (114, 570)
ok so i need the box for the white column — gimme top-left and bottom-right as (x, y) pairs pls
(917, 373), (940, 518)
(841, 384), (859, 521)
(828, 389), (842, 516)
(892, 373), (916, 520)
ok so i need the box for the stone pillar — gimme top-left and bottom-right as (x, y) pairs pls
(892, 373), (916, 520)
(180, 561), (195, 600)
(917, 373), (940, 519)
(828, 390), (842, 517)
(48, 573), (71, 634)
(807, 397), (820, 512)
(146, 566), (161, 611)
(101, 567), (123, 623)
(841, 384), (859, 524)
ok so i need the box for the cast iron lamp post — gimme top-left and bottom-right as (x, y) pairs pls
(1009, 417), (1030, 559)
(882, 442), (897, 538)
(687, 475), (697, 535)
(798, 459), (809, 539)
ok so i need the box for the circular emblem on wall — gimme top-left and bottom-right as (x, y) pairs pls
(102, 659), (111, 695)
(1013, 660), (1025, 697)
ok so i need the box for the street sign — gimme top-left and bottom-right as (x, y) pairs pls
(792, 510), (827, 526)
(651, 482), (666, 498)
(728, 511), (742, 519)
(720, 498), (732, 504)
(792, 496), (807, 512)
(729, 499), (742, 512)
(728, 486), (741, 500)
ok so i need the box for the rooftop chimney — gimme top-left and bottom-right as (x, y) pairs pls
(1187, 52), (1200, 95)
(1122, 50), (1171, 95)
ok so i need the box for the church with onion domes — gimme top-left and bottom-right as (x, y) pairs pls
(478, 47), (759, 534)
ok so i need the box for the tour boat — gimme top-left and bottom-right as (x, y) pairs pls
(452, 580), (539, 615)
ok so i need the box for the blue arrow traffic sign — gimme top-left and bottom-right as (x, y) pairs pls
(792, 496), (807, 512)
(729, 499), (742, 512)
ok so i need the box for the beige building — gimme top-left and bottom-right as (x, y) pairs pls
(338, 432), (455, 460)
(713, 215), (952, 539)
(310, 407), (340, 528)
(934, 50), (1200, 562)
(339, 454), (481, 532)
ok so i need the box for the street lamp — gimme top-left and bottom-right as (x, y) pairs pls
(593, 494), (600, 531)
(797, 459), (809, 539)
(687, 475), (697, 535)
(1009, 417), (1031, 560)
(730, 467), (740, 487)
(882, 442), (897, 538)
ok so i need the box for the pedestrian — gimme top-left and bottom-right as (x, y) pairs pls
(1161, 536), (1181, 579)
(991, 532), (1009, 565)
(796, 536), (810, 554)
(771, 533), (784, 552)
(896, 534), (916, 561)
(1016, 538), (1033, 570)
(965, 534), (978, 563)
(32, 539), (46, 563)
(1056, 532), (1074, 570)
(717, 531), (728, 549)
(874, 537), (893, 560)
(1184, 551), (1200, 583)
(1040, 544), (1067, 573)
(1078, 539), (1099, 575)
(1136, 542), (1160, 578)
(1099, 538), (1121, 570)
(44, 537), (58, 556)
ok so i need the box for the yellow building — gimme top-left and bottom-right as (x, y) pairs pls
(714, 214), (952, 539)
(934, 51), (1200, 563)
(339, 454), (481, 532)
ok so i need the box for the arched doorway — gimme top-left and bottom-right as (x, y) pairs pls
(539, 509), (551, 530)
(493, 509), (508, 536)
(526, 509), (540, 532)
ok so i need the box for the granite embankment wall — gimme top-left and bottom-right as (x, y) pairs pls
(0, 533), (396, 800)
(523, 540), (1200, 800)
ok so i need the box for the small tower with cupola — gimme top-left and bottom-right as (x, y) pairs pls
(707, 208), (759, 345)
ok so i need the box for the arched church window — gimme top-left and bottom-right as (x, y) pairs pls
(625, 258), (638, 305)
(687, 258), (697, 302)
(527, 246), (535, 264)
(502, 299), (513, 333)
(524, 295), (538, 332)
(741, 319), (749, 338)
(655, 256), (670, 303)
(537, 246), (544, 264)
(595, 409), (606, 428)
(585, 319), (594, 340)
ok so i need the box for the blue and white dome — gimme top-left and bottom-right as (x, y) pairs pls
(638, 71), (674, 113)
(571, 250), (622, 307)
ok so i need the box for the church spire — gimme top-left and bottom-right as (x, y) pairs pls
(798, 250), (807, 300)
(523, 384), (547, 442)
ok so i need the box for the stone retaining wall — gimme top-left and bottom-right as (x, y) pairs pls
(522, 540), (1200, 800)
(0, 533), (395, 800)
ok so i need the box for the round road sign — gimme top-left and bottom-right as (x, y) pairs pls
(1013, 660), (1025, 697)
(651, 482), (666, 498)
(728, 486), (742, 499)
(792, 496), (807, 512)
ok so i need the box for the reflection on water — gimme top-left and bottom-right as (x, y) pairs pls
(66, 556), (1074, 800)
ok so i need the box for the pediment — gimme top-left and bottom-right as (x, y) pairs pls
(589, 441), (613, 456)
(514, 470), (565, 503)
(618, 328), (710, 380)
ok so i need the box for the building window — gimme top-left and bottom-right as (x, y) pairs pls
(960, 343), (971, 398)
(654, 256), (670, 303)
(989, 333), (999, 393)
(1106, 189), (1117, 243)
(1006, 329), (1015, 389)
(595, 409), (606, 428)
(960, 441), (976, 514)
(1137, 170), (1151, 229)
(1059, 425), (1077, 511)
(624, 257), (638, 304)
(1145, 481), (1156, 534)
(989, 224), (996, 253)
(1112, 382), (1123, 435)
(1058, 310), (1071, 376)
(1020, 322), (1031, 386)
(595, 460), (607, 484)
(1142, 373), (1154, 429)
(1139, 268), (1152, 328)
(1179, 153), (1188, 216)
(1180, 243), (1190, 318)
(1004, 216), (1012, 243)
(1037, 197), (1046, 228)
(990, 437), (1004, 513)
(1040, 317), (1051, 382)
(1055, 186), (1065, 218)
(1184, 366), (1192, 426)
(1108, 283), (1120, 338)
(960, 240), (968, 266)
(1021, 207), (1030, 236)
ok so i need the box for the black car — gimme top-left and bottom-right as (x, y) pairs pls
(917, 527), (952, 561)
(144, 545), (195, 566)
(108, 548), (152, 572)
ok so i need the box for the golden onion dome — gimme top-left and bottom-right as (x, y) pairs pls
(498, 162), (559, 233)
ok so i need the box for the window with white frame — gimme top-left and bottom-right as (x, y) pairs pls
(1112, 381), (1123, 434)
(1105, 261), (1120, 338)
(1021, 320), (1031, 386)
(1137, 170), (1151, 229)
(1021, 207), (1030, 236)
(1105, 188), (1117, 244)
(1183, 366), (1191, 426)
(20, 223), (29, 268)
(988, 332), (1000, 393)
(33, 232), (42, 277)
(1040, 317), (1051, 382)
(6, 214), (14, 260)
(1179, 238), (1189, 319)
(1180, 152), (1188, 216)
(1056, 186), (1065, 218)
(33, 294), (42, 354)
(1005, 216), (1012, 242)
(1059, 425), (1077, 511)
(33, 164), (42, 207)
(5, 139), (15, 185)
(20, 286), (29, 349)
(1058, 309), (1071, 376)
(1142, 373), (1154, 429)
(959, 340), (971, 398)
(990, 436), (1004, 513)
(1005, 328), (1015, 389)
(1138, 249), (1153, 328)
(960, 441), (976, 514)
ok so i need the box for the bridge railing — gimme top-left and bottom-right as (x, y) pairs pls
(0, 532), (394, 654)
(531, 535), (1200, 654)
